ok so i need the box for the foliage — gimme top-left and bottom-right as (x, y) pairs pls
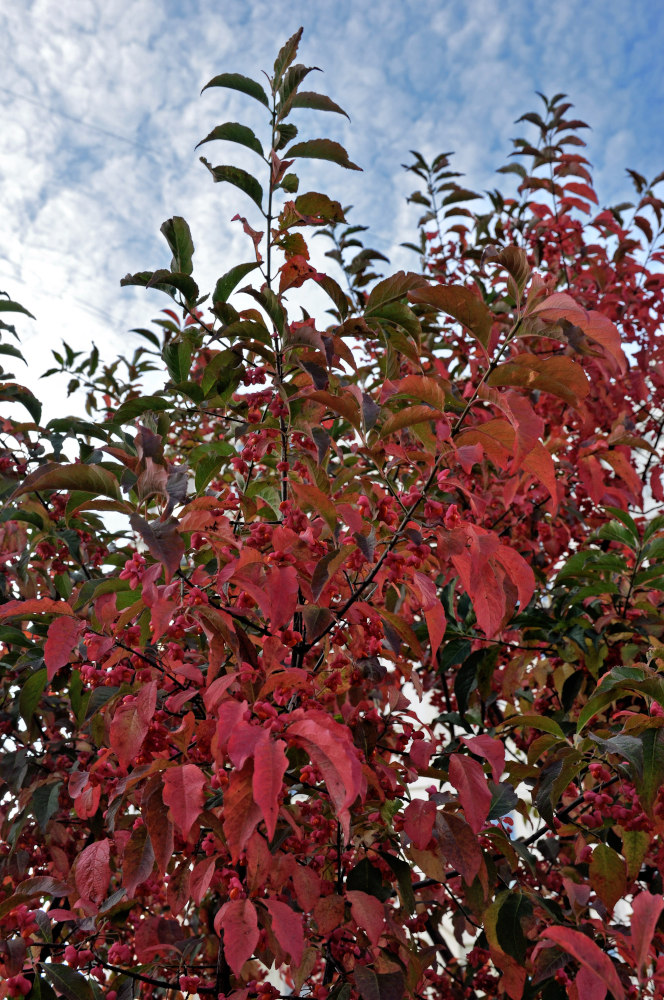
(2, 29), (664, 1000)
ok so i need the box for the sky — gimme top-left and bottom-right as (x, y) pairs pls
(1, 0), (663, 421)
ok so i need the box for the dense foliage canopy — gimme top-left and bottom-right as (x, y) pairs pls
(2, 27), (664, 1000)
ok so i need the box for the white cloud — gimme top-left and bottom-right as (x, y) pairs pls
(0, 0), (662, 419)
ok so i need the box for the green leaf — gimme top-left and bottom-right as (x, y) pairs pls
(200, 349), (243, 398)
(163, 339), (192, 384)
(273, 27), (303, 89)
(0, 343), (26, 362)
(200, 158), (264, 211)
(346, 858), (391, 901)
(120, 270), (199, 304)
(46, 417), (108, 441)
(195, 454), (225, 493)
(40, 963), (95, 1000)
(502, 713), (566, 739)
(245, 481), (282, 518)
(316, 274), (349, 319)
(289, 91), (350, 119)
(277, 65), (319, 119)
(0, 507), (45, 529)
(589, 844), (627, 911)
(365, 271), (428, 316)
(10, 462), (122, 503)
(487, 781), (519, 820)
(0, 383), (42, 423)
(201, 72), (269, 108)
(31, 781), (62, 831)
(603, 506), (640, 542)
(160, 217), (195, 276)
(409, 284), (493, 349)
(0, 299), (35, 319)
(635, 727), (664, 815)
(111, 394), (172, 426)
(576, 667), (646, 731)
(295, 191), (346, 223)
(286, 139), (361, 171)
(195, 122), (264, 158)
(378, 851), (415, 914)
(19, 668), (47, 726)
(29, 973), (58, 1000)
(496, 892), (533, 964)
(213, 262), (261, 304)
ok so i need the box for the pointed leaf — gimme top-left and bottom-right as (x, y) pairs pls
(286, 138), (361, 171)
(290, 91), (350, 118)
(0, 383), (42, 423)
(45, 616), (83, 681)
(488, 353), (589, 407)
(252, 737), (288, 840)
(160, 216), (194, 275)
(162, 763), (206, 838)
(409, 284), (493, 348)
(213, 261), (261, 304)
(201, 72), (269, 107)
(75, 838), (111, 905)
(195, 122), (264, 157)
(263, 898), (305, 965)
(200, 158), (264, 211)
(589, 844), (627, 912)
(40, 964), (95, 1000)
(365, 271), (428, 316)
(448, 754), (492, 833)
(10, 462), (121, 503)
(129, 514), (184, 581)
(541, 926), (624, 1000)
(214, 898), (259, 976)
(632, 892), (664, 976)
(273, 27), (303, 88)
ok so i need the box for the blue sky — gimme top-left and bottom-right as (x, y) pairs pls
(1, 0), (663, 418)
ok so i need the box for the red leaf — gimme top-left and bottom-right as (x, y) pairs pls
(423, 601), (446, 663)
(214, 898), (259, 976)
(435, 811), (482, 884)
(223, 762), (262, 861)
(287, 710), (364, 841)
(404, 799), (436, 850)
(449, 754), (492, 834)
(44, 615), (83, 680)
(522, 441), (558, 510)
(110, 681), (157, 769)
(0, 598), (75, 622)
(228, 720), (265, 768)
(313, 894), (345, 935)
(191, 857), (216, 906)
(129, 514), (184, 581)
(293, 865), (321, 912)
(263, 898), (305, 965)
(632, 891), (664, 977)
(573, 965), (607, 1000)
(347, 890), (384, 946)
(142, 778), (174, 875)
(541, 926), (624, 1000)
(252, 736), (288, 840)
(162, 763), (206, 838)
(266, 565), (299, 628)
(122, 824), (155, 898)
(75, 839), (111, 906)
(460, 735), (505, 783)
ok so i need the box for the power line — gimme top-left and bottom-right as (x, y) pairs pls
(0, 84), (162, 158)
